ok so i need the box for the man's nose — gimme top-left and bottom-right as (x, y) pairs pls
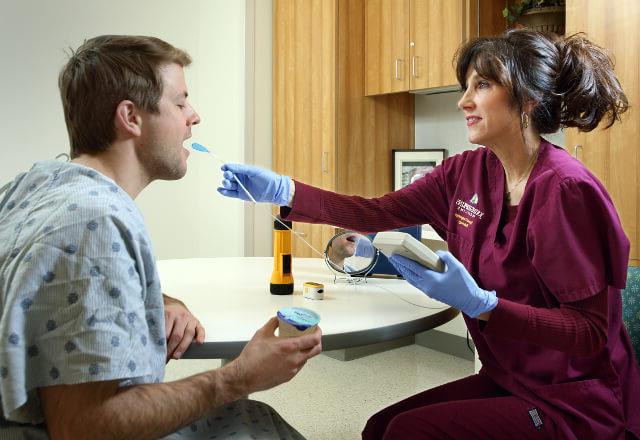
(189, 109), (201, 126)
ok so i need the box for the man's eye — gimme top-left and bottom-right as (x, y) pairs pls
(177, 104), (185, 109)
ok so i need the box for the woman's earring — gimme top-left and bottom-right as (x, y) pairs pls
(521, 112), (529, 129)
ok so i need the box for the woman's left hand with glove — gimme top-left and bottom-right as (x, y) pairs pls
(389, 251), (498, 318)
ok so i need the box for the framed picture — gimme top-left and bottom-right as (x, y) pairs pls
(392, 149), (446, 190)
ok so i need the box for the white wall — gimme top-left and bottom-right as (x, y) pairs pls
(245, 0), (274, 257)
(414, 92), (565, 337)
(0, 0), (248, 260)
(415, 92), (479, 156)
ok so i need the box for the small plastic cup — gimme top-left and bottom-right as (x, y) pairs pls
(277, 307), (320, 337)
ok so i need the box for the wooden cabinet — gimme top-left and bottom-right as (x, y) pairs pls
(409, 0), (468, 91)
(273, 0), (414, 257)
(365, 0), (411, 94)
(565, 0), (640, 265)
(365, 0), (505, 95)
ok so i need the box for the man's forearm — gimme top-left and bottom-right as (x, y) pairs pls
(43, 318), (322, 440)
(108, 365), (243, 439)
(44, 363), (245, 440)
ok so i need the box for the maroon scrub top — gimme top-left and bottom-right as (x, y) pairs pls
(283, 140), (640, 439)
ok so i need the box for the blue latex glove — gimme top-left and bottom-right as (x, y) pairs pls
(354, 237), (377, 259)
(389, 251), (498, 318)
(217, 164), (291, 206)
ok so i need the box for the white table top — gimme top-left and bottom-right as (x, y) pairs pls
(157, 257), (458, 359)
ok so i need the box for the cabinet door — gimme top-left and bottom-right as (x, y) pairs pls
(410, 0), (468, 90)
(565, 0), (640, 265)
(365, 0), (410, 95)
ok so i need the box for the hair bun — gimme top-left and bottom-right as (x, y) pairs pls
(556, 33), (628, 131)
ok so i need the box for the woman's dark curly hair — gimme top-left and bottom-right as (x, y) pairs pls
(454, 29), (628, 133)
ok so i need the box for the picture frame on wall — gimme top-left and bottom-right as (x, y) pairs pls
(392, 149), (447, 190)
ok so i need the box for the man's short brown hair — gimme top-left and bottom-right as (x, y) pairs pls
(59, 35), (192, 158)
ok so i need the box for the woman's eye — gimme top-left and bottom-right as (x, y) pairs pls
(477, 81), (490, 89)
(177, 104), (185, 109)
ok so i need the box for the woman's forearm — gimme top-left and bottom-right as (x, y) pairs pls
(482, 289), (609, 356)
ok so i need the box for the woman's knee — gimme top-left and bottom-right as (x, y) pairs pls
(362, 411), (386, 440)
(383, 412), (423, 439)
(363, 409), (435, 440)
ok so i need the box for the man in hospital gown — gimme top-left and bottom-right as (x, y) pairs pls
(0, 35), (322, 439)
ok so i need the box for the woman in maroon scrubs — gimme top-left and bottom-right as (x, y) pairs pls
(219, 30), (640, 439)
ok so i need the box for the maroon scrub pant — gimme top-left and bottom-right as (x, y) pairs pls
(362, 372), (559, 439)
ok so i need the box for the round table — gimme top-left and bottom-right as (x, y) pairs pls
(157, 257), (458, 359)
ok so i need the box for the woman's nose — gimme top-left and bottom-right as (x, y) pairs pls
(457, 89), (474, 111)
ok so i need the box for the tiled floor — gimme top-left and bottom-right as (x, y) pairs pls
(164, 344), (474, 439)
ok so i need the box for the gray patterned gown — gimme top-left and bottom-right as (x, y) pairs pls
(0, 160), (303, 440)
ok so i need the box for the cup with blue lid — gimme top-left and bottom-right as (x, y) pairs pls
(277, 307), (320, 337)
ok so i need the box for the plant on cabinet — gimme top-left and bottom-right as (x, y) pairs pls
(503, 0), (566, 34)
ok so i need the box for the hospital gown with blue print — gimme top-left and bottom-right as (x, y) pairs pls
(0, 160), (303, 440)
(0, 160), (165, 430)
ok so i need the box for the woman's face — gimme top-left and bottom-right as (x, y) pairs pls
(457, 67), (520, 147)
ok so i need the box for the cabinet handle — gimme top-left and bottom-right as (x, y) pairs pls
(296, 231), (307, 237)
(573, 144), (583, 159)
(394, 58), (403, 80)
(412, 56), (419, 78)
(322, 151), (329, 173)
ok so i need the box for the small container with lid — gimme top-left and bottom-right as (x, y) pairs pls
(276, 307), (320, 337)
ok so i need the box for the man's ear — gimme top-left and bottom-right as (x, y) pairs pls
(114, 100), (142, 138)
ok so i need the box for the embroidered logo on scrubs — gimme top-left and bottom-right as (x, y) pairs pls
(528, 408), (543, 431)
(454, 196), (485, 228)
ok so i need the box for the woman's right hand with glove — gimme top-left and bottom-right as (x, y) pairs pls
(218, 164), (292, 206)
(389, 251), (498, 318)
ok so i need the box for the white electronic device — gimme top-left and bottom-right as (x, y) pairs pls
(372, 231), (445, 272)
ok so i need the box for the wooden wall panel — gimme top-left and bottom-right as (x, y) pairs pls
(275, 0), (415, 257)
(468, 0), (509, 38)
(337, 0), (414, 198)
(273, 0), (337, 257)
(565, 0), (640, 265)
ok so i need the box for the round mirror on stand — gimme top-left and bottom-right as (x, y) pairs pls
(324, 231), (379, 279)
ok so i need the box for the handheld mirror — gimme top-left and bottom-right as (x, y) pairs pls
(324, 231), (379, 277)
